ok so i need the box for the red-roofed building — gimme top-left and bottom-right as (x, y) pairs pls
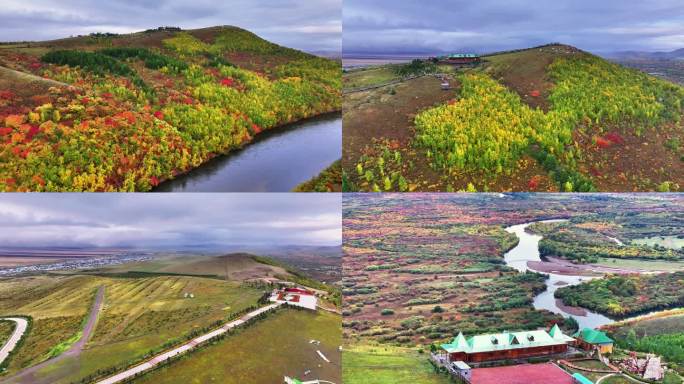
(284, 287), (315, 296)
(270, 287), (317, 310)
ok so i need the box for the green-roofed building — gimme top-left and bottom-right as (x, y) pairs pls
(434, 53), (481, 65)
(444, 53), (479, 58)
(573, 328), (614, 354)
(439, 325), (575, 363)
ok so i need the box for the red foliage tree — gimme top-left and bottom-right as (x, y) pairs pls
(605, 132), (624, 145)
(527, 175), (541, 190)
(596, 137), (611, 148)
(24, 125), (40, 141)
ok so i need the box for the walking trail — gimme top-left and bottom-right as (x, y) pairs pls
(96, 302), (283, 384)
(4, 285), (105, 384)
(0, 318), (29, 366)
(0, 65), (71, 88)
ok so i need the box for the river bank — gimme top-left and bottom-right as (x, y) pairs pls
(155, 112), (342, 192)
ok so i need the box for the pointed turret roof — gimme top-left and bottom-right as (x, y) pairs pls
(453, 332), (468, 349)
(549, 324), (575, 342)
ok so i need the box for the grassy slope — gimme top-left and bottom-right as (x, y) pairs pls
(47, 276), (262, 383)
(562, 359), (613, 382)
(593, 257), (684, 271)
(343, 344), (448, 384)
(633, 236), (684, 249)
(0, 273), (263, 383)
(0, 319), (15, 346)
(95, 253), (294, 281)
(0, 275), (98, 374)
(344, 50), (561, 192)
(135, 309), (341, 384)
(610, 312), (684, 339)
(343, 66), (401, 90)
(608, 313), (684, 381)
(478, 46), (684, 191)
(482, 47), (571, 111)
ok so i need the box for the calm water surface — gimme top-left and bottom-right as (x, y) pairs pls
(156, 113), (341, 192)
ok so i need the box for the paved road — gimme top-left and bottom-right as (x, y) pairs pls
(0, 318), (28, 366)
(285, 378), (337, 384)
(316, 350), (330, 363)
(96, 302), (283, 384)
(318, 305), (341, 315)
(5, 285), (105, 384)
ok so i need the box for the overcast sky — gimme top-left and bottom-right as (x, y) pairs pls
(344, 0), (684, 54)
(0, 0), (341, 53)
(0, 194), (341, 248)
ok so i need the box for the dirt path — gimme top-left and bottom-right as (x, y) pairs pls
(5, 285), (104, 384)
(0, 318), (28, 366)
(95, 302), (283, 384)
(318, 305), (341, 315)
(0, 65), (70, 88)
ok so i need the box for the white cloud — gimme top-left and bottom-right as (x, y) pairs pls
(344, 0), (684, 53)
(0, 194), (341, 248)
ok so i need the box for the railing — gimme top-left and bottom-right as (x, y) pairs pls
(430, 353), (471, 383)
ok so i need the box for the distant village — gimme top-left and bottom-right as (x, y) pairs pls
(0, 252), (152, 276)
(429, 53), (481, 66)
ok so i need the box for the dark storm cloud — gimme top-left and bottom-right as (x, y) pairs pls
(0, 194), (341, 248)
(0, 0), (341, 53)
(343, 0), (684, 54)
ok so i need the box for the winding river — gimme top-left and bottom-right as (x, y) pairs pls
(504, 220), (614, 330)
(155, 113), (341, 192)
(505, 219), (684, 334)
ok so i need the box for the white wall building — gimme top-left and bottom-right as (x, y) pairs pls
(269, 287), (317, 310)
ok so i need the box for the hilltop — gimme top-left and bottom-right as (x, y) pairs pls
(93, 252), (340, 293)
(91, 252), (296, 280)
(343, 43), (683, 192)
(0, 26), (341, 191)
(19, 26), (317, 73)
